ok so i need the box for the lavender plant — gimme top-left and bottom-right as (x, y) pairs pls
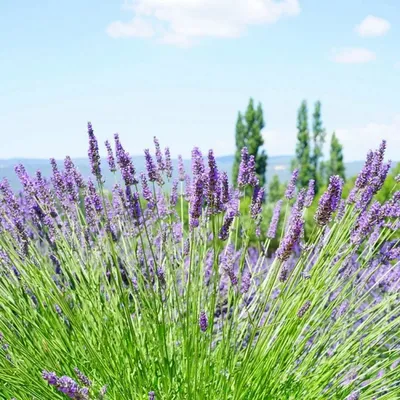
(0, 125), (399, 399)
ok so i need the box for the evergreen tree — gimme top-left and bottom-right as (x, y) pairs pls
(327, 132), (345, 181)
(232, 99), (268, 187)
(268, 174), (284, 203)
(295, 100), (314, 188)
(312, 101), (326, 193)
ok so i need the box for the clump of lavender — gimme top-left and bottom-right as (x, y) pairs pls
(1, 128), (399, 400)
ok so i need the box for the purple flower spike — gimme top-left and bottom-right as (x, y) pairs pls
(87, 122), (102, 182)
(297, 300), (311, 318)
(304, 179), (315, 207)
(285, 169), (298, 200)
(114, 133), (138, 186)
(267, 200), (282, 239)
(153, 137), (165, 172)
(178, 155), (185, 181)
(276, 214), (304, 262)
(105, 140), (116, 172)
(250, 186), (264, 219)
(199, 311), (208, 332)
(42, 370), (58, 386)
(315, 175), (343, 226)
(149, 391), (155, 400)
(164, 147), (173, 178)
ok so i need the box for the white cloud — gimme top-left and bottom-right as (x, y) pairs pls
(106, 17), (155, 38)
(355, 15), (390, 37)
(335, 115), (400, 161)
(332, 48), (376, 64)
(107, 0), (301, 45)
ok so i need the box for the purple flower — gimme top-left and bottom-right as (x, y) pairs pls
(42, 370), (58, 386)
(250, 186), (264, 219)
(74, 368), (92, 387)
(114, 134), (138, 186)
(355, 150), (373, 189)
(237, 148), (258, 188)
(164, 147), (173, 178)
(267, 200), (282, 239)
(87, 122), (102, 181)
(314, 175), (343, 226)
(297, 300), (311, 318)
(346, 391), (360, 400)
(178, 155), (185, 181)
(144, 149), (161, 184)
(149, 391), (155, 400)
(241, 271), (251, 294)
(351, 202), (383, 245)
(219, 199), (238, 241)
(335, 199), (346, 222)
(285, 169), (298, 200)
(206, 149), (221, 214)
(304, 179), (315, 207)
(199, 311), (208, 332)
(125, 186), (141, 222)
(220, 172), (230, 205)
(153, 136), (165, 172)
(395, 174), (400, 183)
(170, 179), (179, 207)
(105, 140), (116, 172)
(276, 213), (304, 262)
(221, 244), (238, 286)
(140, 173), (154, 209)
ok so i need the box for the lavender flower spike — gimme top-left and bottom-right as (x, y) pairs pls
(285, 169), (299, 200)
(304, 179), (315, 207)
(105, 140), (116, 172)
(314, 175), (343, 226)
(276, 213), (304, 262)
(149, 391), (155, 400)
(87, 122), (102, 181)
(267, 200), (282, 239)
(199, 311), (208, 332)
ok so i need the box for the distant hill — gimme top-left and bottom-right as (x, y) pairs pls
(0, 155), (394, 191)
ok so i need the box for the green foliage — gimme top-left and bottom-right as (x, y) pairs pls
(311, 101), (326, 193)
(295, 100), (315, 188)
(327, 132), (346, 182)
(268, 174), (285, 203)
(232, 98), (268, 187)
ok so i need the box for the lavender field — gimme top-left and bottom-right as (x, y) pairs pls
(0, 124), (399, 399)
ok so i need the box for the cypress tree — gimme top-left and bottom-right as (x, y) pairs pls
(295, 100), (314, 188)
(312, 101), (326, 193)
(268, 174), (284, 203)
(232, 98), (268, 187)
(327, 132), (345, 181)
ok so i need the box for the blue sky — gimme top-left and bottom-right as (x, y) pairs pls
(0, 0), (399, 162)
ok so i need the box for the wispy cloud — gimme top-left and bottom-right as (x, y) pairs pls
(355, 15), (390, 37)
(336, 115), (400, 161)
(107, 0), (301, 46)
(106, 17), (155, 39)
(332, 48), (376, 64)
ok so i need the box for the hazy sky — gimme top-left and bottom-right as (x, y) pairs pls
(1, 0), (399, 161)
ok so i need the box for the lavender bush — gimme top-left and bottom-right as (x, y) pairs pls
(0, 124), (399, 399)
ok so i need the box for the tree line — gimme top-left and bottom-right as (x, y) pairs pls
(232, 98), (346, 199)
